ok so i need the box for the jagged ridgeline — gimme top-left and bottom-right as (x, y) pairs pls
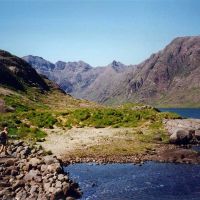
(23, 36), (200, 107)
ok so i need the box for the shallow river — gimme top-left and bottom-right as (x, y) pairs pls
(64, 162), (200, 200)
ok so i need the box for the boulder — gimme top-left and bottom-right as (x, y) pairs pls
(43, 182), (51, 192)
(5, 159), (15, 166)
(55, 180), (62, 189)
(62, 182), (70, 195)
(30, 185), (39, 195)
(169, 129), (193, 144)
(24, 170), (39, 182)
(43, 155), (59, 165)
(47, 163), (62, 173)
(16, 146), (24, 153)
(58, 174), (65, 182)
(29, 158), (41, 167)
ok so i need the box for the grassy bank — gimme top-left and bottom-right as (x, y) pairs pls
(0, 90), (181, 158)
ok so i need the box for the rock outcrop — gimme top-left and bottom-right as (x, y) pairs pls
(164, 119), (200, 144)
(0, 141), (81, 200)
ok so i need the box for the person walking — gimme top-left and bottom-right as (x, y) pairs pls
(0, 127), (8, 154)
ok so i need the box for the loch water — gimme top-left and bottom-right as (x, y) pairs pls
(64, 162), (200, 200)
(158, 108), (200, 119)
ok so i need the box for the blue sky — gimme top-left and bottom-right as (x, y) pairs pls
(0, 0), (200, 66)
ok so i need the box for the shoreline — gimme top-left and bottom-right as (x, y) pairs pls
(62, 144), (200, 166)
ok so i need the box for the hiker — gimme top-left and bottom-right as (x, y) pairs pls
(0, 127), (8, 154)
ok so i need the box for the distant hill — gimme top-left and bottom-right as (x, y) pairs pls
(23, 36), (200, 107)
(0, 50), (95, 113)
(0, 50), (49, 91)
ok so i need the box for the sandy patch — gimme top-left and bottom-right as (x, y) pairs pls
(40, 127), (134, 157)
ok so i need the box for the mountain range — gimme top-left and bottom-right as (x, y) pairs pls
(22, 36), (200, 107)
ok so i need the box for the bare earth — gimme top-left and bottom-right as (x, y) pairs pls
(41, 127), (135, 158)
(40, 126), (200, 164)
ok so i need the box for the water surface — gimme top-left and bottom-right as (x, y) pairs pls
(65, 162), (200, 200)
(158, 108), (200, 119)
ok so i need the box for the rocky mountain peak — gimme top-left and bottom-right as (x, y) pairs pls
(23, 55), (55, 71)
(54, 60), (92, 72)
(108, 60), (127, 72)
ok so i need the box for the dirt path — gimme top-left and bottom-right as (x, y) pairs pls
(41, 127), (135, 158)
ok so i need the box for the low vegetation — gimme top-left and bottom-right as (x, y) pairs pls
(0, 89), (181, 157)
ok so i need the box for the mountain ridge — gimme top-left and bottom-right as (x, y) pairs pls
(23, 36), (200, 107)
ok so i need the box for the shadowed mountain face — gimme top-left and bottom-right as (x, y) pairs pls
(23, 36), (200, 107)
(0, 50), (49, 91)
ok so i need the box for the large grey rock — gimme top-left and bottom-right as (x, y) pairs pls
(57, 174), (65, 182)
(169, 129), (193, 144)
(165, 119), (200, 144)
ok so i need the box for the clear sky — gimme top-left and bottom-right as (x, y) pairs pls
(0, 0), (200, 66)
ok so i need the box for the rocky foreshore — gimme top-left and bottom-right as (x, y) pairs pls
(0, 141), (82, 200)
(63, 144), (200, 165)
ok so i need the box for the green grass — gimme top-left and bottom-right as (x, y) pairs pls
(57, 106), (179, 129)
(22, 111), (57, 128)
(0, 91), (181, 146)
(0, 113), (47, 141)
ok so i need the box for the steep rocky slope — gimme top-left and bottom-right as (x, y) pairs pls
(112, 36), (200, 107)
(23, 36), (200, 107)
(0, 50), (49, 91)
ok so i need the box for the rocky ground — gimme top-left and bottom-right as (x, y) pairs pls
(0, 141), (82, 200)
(60, 144), (200, 165)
